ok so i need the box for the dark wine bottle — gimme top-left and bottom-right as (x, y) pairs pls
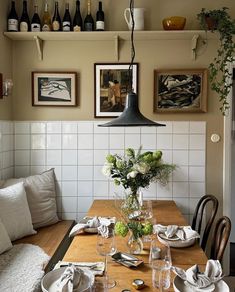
(73, 0), (83, 32)
(8, 1), (18, 32)
(52, 1), (61, 31)
(20, 0), (30, 32)
(96, 1), (104, 31)
(84, 0), (94, 31)
(42, 2), (52, 32)
(62, 2), (72, 31)
(31, 5), (41, 32)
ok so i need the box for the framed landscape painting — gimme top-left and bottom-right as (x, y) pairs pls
(154, 69), (207, 113)
(32, 72), (77, 106)
(94, 63), (138, 117)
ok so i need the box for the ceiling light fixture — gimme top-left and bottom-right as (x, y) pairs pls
(99, 0), (165, 127)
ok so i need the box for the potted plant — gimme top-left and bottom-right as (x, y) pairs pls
(197, 7), (235, 115)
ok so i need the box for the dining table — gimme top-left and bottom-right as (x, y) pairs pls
(63, 199), (208, 291)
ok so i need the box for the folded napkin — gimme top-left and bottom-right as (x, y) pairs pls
(54, 261), (105, 276)
(154, 224), (200, 241)
(56, 264), (83, 292)
(172, 260), (223, 290)
(69, 216), (115, 237)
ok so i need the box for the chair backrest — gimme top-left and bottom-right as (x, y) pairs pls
(210, 216), (231, 262)
(191, 195), (219, 250)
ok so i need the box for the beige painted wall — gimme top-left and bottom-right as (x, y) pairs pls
(0, 0), (12, 120)
(5, 0), (234, 212)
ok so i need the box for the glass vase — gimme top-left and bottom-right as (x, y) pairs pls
(127, 233), (144, 255)
(121, 189), (142, 220)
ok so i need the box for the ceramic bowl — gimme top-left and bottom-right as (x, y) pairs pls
(162, 16), (186, 30)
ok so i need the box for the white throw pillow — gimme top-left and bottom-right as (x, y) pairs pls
(0, 219), (12, 254)
(4, 169), (59, 229)
(0, 182), (36, 241)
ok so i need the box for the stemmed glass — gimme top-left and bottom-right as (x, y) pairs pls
(96, 228), (117, 289)
(149, 239), (172, 291)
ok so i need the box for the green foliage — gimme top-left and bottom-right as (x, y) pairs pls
(197, 7), (235, 115)
(115, 220), (153, 239)
(102, 146), (175, 194)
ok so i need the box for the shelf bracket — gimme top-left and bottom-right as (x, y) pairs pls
(191, 34), (199, 60)
(34, 36), (43, 61)
(114, 35), (119, 61)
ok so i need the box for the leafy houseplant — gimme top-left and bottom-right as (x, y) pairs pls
(197, 7), (235, 114)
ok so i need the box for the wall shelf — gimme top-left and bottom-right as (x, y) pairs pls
(3, 30), (217, 61)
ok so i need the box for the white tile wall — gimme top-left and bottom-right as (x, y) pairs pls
(1, 121), (207, 222)
(0, 121), (14, 180)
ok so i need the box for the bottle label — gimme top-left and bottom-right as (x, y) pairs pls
(42, 24), (51, 31)
(62, 21), (71, 31)
(84, 23), (93, 31)
(20, 22), (28, 32)
(96, 21), (104, 30)
(8, 19), (18, 31)
(31, 23), (41, 32)
(73, 25), (81, 32)
(52, 20), (60, 31)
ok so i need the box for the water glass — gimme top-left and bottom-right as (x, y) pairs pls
(149, 239), (171, 291)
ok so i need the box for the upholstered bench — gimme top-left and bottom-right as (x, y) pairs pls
(14, 220), (75, 272)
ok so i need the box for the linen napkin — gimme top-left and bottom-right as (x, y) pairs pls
(69, 216), (115, 237)
(54, 261), (105, 276)
(56, 264), (83, 292)
(154, 224), (200, 241)
(172, 260), (223, 290)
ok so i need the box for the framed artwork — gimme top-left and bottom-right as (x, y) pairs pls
(32, 72), (77, 106)
(0, 73), (2, 99)
(154, 69), (207, 113)
(94, 63), (138, 117)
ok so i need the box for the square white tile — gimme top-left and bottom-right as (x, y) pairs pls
(125, 134), (141, 149)
(62, 122), (77, 134)
(14, 122), (30, 134)
(157, 122), (173, 134)
(61, 196), (77, 212)
(141, 127), (156, 134)
(109, 134), (124, 149)
(125, 127), (141, 134)
(109, 127), (125, 134)
(173, 134), (189, 150)
(77, 196), (93, 213)
(94, 165), (107, 181)
(173, 150), (189, 165)
(173, 122), (189, 134)
(15, 135), (30, 150)
(78, 150), (93, 165)
(14, 166), (30, 178)
(173, 182), (189, 197)
(3, 135), (12, 151)
(173, 166), (189, 182)
(174, 198), (189, 215)
(141, 134), (156, 149)
(48, 165), (62, 181)
(77, 166), (93, 181)
(62, 150), (77, 165)
(77, 122), (93, 134)
(189, 150), (205, 166)
(189, 122), (206, 134)
(94, 149), (109, 165)
(157, 182), (173, 198)
(77, 181), (93, 196)
(189, 135), (205, 150)
(94, 181), (109, 196)
(31, 134), (46, 149)
(189, 182), (205, 197)
(62, 134), (78, 149)
(62, 181), (78, 197)
(62, 166), (78, 181)
(31, 122), (46, 134)
(46, 150), (62, 166)
(47, 134), (62, 149)
(94, 134), (109, 149)
(94, 122), (109, 134)
(157, 134), (172, 150)
(15, 150), (30, 165)
(46, 122), (62, 134)
(30, 166), (46, 175)
(189, 166), (205, 182)
(78, 134), (93, 149)
(161, 150), (173, 164)
(31, 150), (46, 166)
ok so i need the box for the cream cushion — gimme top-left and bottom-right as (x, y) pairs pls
(0, 182), (36, 241)
(3, 169), (59, 229)
(0, 219), (12, 254)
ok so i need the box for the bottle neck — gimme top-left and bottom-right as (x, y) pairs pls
(99, 2), (102, 11)
(76, 1), (80, 11)
(45, 3), (48, 12)
(65, 3), (69, 10)
(23, 1), (27, 12)
(34, 5), (38, 14)
(55, 2), (59, 12)
(12, 1), (15, 9)
(87, 0), (91, 15)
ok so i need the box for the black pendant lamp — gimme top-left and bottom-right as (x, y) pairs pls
(99, 0), (165, 127)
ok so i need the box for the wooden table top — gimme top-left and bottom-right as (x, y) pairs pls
(63, 200), (208, 291)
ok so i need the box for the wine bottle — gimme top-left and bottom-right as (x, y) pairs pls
(96, 1), (104, 31)
(62, 2), (71, 31)
(42, 2), (52, 31)
(31, 5), (41, 32)
(52, 1), (61, 31)
(8, 1), (18, 32)
(73, 0), (83, 32)
(84, 0), (94, 31)
(20, 0), (30, 32)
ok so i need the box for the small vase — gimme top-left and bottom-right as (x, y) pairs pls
(127, 234), (143, 255)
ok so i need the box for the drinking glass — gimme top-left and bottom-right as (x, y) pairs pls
(96, 228), (117, 289)
(149, 239), (172, 291)
(142, 200), (153, 220)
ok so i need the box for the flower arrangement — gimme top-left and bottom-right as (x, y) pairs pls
(102, 147), (175, 254)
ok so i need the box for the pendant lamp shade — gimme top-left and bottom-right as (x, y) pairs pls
(99, 92), (165, 127)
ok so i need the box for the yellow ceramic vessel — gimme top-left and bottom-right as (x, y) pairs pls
(162, 16), (186, 30)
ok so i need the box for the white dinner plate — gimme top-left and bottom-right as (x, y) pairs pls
(157, 234), (196, 248)
(173, 276), (230, 292)
(158, 233), (180, 241)
(41, 267), (95, 292)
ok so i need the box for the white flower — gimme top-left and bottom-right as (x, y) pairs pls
(102, 162), (113, 177)
(127, 170), (138, 179)
(134, 162), (150, 174)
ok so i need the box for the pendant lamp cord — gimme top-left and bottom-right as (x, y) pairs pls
(128, 0), (135, 93)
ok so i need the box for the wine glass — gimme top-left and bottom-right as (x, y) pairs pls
(149, 239), (172, 291)
(96, 228), (117, 289)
